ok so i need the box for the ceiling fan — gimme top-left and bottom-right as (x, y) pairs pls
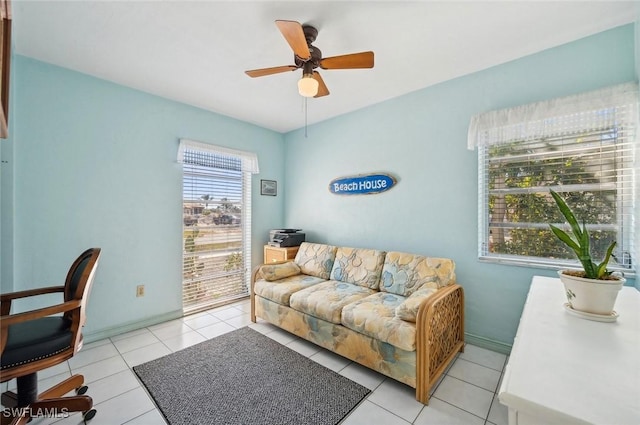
(245, 20), (374, 98)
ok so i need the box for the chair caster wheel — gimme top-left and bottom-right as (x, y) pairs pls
(76, 385), (88, 395)
(83, 409), (97, 421)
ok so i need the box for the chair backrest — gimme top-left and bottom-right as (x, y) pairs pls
(63, 248), (101, 349)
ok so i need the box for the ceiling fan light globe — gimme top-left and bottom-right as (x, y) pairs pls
(298, 75), (319, 97)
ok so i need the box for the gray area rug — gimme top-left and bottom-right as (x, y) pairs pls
(133, 327), (370, 425)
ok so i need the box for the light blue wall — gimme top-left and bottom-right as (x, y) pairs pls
(7, 55), (286, 338)
(283, 24), (637, 349)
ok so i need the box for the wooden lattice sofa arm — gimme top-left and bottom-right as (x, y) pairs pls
(250, 264), (264, 323)
(415, 284), (465, 404)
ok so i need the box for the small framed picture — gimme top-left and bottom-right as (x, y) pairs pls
(261, 179), (277, 196)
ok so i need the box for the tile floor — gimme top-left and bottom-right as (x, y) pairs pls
(3, 299), (509, 425)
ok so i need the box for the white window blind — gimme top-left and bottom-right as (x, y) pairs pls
(469, 83), (638, 272)
(178, 139), (258, 313)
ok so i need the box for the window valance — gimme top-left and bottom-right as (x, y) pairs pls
(467, 82), (639, 150)
(177, 139), (260, 174)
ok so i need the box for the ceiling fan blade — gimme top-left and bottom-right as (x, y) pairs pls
(245, 65), (297, 78)
(275, 20), (311, 61)
(313, 72), (329, 98)
(320, 51), (374, 70)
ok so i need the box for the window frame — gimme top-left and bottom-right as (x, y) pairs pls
(477, 138), (633, 274)
(178, 139), (259, 313)
(471, 84), (637, 275)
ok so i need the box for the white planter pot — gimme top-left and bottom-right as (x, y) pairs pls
(558, 270), (625, 316)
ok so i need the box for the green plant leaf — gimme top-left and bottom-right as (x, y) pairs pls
(549, 225), (580, 252)
(578, 220), (597, 278)
(596, 241), (617, 279)
(550, 190), (583, 241)
(549, 189), (601, 279)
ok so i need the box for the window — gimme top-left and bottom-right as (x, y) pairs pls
(469, 83), (638, 272)
(178, 139), (259, 313)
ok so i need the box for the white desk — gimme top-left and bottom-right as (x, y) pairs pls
(499, 276), (640, 425)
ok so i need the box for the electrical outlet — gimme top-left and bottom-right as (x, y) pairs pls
(136, 285), (145, 297)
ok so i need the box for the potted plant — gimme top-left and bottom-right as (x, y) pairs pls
(549, 189), (625, 317)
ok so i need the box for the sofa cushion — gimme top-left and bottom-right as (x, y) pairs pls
(254, 274), (326, 306)
(341, 292), (416, 352)
(260, 262), (301, 281)
(289, 281), (375, 324)
(294, 243), (338, 279)
(329, 247), (386, 289)
(394, 287), (438, 322)
(380, 252), (456, 296)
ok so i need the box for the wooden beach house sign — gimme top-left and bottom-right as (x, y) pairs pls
(329, 173), (396, 195)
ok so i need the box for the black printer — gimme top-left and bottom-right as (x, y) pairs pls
(268, 229), (305, 247)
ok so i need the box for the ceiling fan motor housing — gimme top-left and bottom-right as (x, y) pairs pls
(303, 25), (318, 45)
(295, 45), (322, 69)
(294, 25), (321, 68)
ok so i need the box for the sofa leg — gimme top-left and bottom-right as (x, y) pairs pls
(250, 296), (257, 323)
(415, 388), (430, 405)
(249, 265), (260, 323)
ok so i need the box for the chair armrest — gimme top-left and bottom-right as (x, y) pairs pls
(0, 286), (64, 302)
(0, 299), (82, 353)
(1, 299), (82, 327)
(1, 286), (65, 316)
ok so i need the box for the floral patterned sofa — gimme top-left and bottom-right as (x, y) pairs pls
(250, 242), (465, 404)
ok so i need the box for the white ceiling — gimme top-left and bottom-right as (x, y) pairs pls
(12, 1), (637, 133)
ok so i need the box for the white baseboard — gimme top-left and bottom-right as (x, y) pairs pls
(83, 310), (183, 343)
(465, 332), (512, 355)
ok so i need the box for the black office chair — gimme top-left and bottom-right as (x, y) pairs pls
(1, 248), (101, 425)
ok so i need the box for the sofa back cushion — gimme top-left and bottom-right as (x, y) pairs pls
(294, 242), (337, 279)
(380, 252), (456, 296)
(330, 247), (386, 289)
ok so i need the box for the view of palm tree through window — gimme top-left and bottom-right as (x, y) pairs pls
(182, 152), (249, 313)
